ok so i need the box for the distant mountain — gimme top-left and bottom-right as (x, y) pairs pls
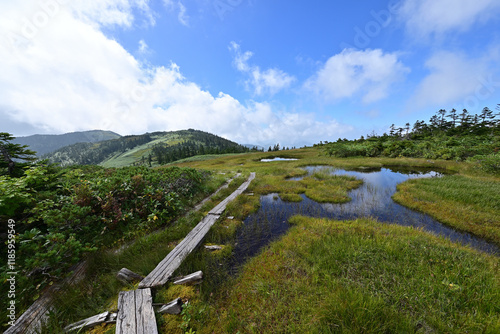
(44, 129), (250, 167)
(12, 130), (121, 156)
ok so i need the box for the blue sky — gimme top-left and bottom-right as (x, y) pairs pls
(1, 0), (499, 147)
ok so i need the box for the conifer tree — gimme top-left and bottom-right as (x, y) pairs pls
(0, 132), (37, 176)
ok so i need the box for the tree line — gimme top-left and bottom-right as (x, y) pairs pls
(43, 134), (152, 166)
(388, 106), (499, 139)
(150, 133), (252, 165)
(320, 106), (500, 174)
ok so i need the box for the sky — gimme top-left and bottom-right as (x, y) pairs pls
(1, 0), (500, 147)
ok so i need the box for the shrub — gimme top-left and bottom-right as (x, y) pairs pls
(474, 153), (500, 175)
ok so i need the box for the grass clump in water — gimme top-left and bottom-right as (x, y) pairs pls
(199, 215), (499, 333)
(300, 173), (362, 203)
(394, 174), (500, 246)
(250, 167), (362, 204)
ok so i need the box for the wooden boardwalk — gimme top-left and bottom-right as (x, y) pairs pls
(139, 172), (255, 289)
(116, 289), (157, 334)
(5, 172), (255, 334)
(5, 262), (87, 334)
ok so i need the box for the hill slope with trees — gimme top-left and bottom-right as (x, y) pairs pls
(44, 129), (254, 167)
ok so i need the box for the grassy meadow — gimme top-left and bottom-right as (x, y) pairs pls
(393, 175), (500, 246)
(15, 147), (499, 333)
(200, 216), (499, 333)
(163, 148), (499, 334)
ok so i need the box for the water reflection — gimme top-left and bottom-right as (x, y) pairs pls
(260, 157), (299, 162)
(232, 166), (498, 270)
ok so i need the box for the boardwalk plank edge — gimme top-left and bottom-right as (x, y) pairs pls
(139, 172), (255, 289)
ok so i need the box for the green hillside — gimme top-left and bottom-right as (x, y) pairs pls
(44, 129), (252, 167)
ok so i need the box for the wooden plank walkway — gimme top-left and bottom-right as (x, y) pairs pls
(5, 262), (87, 334)
(116, 289), (158, 334)
(138, 172), (255, 289)
(5, 172), (255, 333)
(192, 173), (240, 212)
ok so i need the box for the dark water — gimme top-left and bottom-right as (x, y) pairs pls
(231, 166), (498, 271)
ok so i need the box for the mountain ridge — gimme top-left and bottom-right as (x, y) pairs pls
(43, 129), (253, 167)
(12, 130), (121, 156)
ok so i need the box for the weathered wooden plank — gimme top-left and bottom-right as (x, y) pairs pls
(106, 313), (117, 324)
(204, 245), (223, 251)
(138, 215), (218, 288)
(209, 172), (255, 215)
(193, 173), (240, 212)
(116, 289), (157, 334)
(173, 271), (203, 285)
(4, 292), (52, 334)
(158, 298), (183, 315)
(138, 173), (255, 289)
(138, 215), (211, 287)
(134, 289), (158, 334)
(5, 262), (87, 334)
(116, 290), (136, 334)
(64, 311), (109, 332)
(117, 268), (144, 284)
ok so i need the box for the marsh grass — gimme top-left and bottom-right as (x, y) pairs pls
(198, 216), (499, 333)
(394, 174), (500, 246)
(168, 149), (499, 333)
(32, 148), (500, 333)
(300, 174), (362, 203)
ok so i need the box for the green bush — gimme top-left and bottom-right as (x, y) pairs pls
(474, 153), (500, 175)
(0, 164), (210, 315)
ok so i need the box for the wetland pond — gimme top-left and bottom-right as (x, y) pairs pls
(260, 157), (299, 162)
(231, 166), (498, 272)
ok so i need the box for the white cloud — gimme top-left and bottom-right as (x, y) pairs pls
(229, 42), (296, 96)
(408, 50), (500, 110)
(138, 39), (150, 54)
(305, 49), (409, 104)
(162, 0), (189, 27)
(70, 0), (155, 28)
(0, 1), (350, 147)
(398, 0), (500, 38)
(177, 2), (189, 26)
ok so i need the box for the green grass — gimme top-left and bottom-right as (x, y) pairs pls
(393, 174), (500, 246)
(25, 147), (500, 333)
(198, 216), (500, 333)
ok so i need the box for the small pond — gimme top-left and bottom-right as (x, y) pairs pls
(260, 157), (298, 162)
(231, 166), (498, 272)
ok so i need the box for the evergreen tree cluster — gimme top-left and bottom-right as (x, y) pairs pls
(267, 143), (296, 151)
(150, 129), (250, 164)
(320, 106), (500, 174)
(0, 132), (37, 176)
(390, 107), (499, 139)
